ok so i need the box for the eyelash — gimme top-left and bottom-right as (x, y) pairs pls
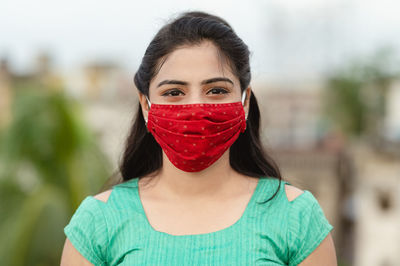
(162, 88), (229, 97)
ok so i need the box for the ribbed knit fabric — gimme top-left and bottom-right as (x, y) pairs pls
(64, 177), (333, 265)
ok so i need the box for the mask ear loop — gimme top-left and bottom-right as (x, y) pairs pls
(241, 90), (248, 120)
(144, 96), (151, 126)
(241, 90), (246, 105)
(146, 96), (151, 109)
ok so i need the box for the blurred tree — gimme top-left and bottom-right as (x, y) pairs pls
(323, 47), (400, 140)
(0, 82), (111, 266)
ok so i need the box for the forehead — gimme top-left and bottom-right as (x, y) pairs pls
(151, 41), (236, 85)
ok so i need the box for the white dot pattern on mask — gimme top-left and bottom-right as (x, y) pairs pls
(149, 102), (246, 172)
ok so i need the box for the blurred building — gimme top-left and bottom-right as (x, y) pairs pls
(62, 61), (135, 167)
(257, 85), (355, 265)
(257, 79), (400, 266)
(259, 88), (324, 150)
(384, 81), (400, 142)
(64, 61), (133, 103)
(31, 53), (64, 90)
(352, 143), (400, 266)
(0, 53), (64, 129)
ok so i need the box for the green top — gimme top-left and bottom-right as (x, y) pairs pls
(64, 177), (333, 265)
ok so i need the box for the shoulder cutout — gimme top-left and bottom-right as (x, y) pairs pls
(285, 184), (305, 202)
(93, 189), (112, 203)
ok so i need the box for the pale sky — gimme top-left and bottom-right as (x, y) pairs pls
(1, 0), (400, 81)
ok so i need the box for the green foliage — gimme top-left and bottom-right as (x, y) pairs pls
(325, 74), (366, 136)
(323, 47), (400, 138)
(0, 86), (111, 266)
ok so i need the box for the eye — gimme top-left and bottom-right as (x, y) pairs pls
(162, 89), (185, 97)
(207, 87), (229, 95)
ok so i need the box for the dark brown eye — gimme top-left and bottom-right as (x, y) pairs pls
(162, 89), (184, 97)
(207, 88), (229, 95)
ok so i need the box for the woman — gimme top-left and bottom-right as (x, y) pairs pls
(61, 11), (337, 265)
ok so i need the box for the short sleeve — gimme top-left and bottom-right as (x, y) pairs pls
(287, 191), (334, 266)
(64, 196), (108, 265)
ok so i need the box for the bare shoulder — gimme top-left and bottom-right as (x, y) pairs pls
(93, 189), (113, 203)
(298, 232), (337, 265)
(284, 183), (305, 202)
(60, 238), (94, 266)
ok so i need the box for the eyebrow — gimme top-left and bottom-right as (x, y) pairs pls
(156, 77), (234, 88)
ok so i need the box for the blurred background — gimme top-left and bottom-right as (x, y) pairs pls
(1, 0), (399, 265)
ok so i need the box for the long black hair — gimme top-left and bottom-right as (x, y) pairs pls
(113, 10), (283, 203)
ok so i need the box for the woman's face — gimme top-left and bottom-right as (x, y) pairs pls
(139, 41), (251, 118)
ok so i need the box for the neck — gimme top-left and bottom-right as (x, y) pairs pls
(153, 149), (240, 200)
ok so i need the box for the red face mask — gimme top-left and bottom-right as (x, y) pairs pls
(146, 91), (247, 172)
